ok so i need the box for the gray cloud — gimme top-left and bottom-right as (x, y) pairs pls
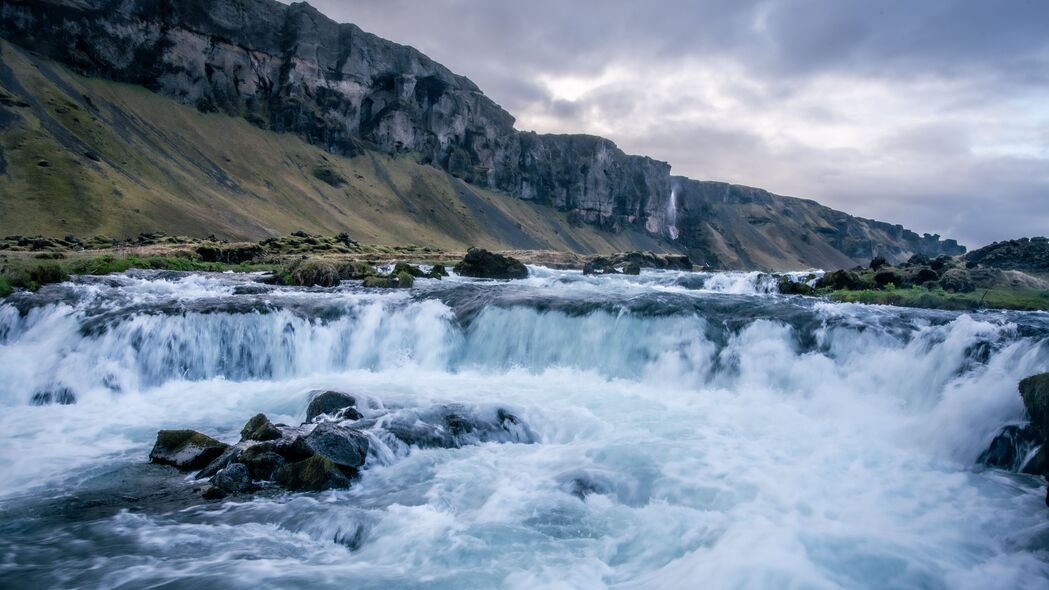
(290, 0), (1049, 247)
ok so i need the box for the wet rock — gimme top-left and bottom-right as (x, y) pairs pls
(362, 275), (403, 288)
(978, 425), (1038, 471)
(428, 264), (448, 279)
(1020, 373), (1049, 442)
(29, 386), (76, 405)
(384, 405), (535, 449)
(393, 262), (425, 278)
(211, 463), (252, 495)
(240, 413), (282, 442)
(556, 469), (614, 500)
(303, 423), (369, 473)
(306, 391), (358, 422)
(583, 257), (619, 275)
(149, 430), (229, 471)
(453, 248), (528, 280)
(816, 270), (870, 291)
(275, 455), (352, 491)
(777, 277), (815, 296)
(622, 262), (642, 275)
(238, 446), (287, 481)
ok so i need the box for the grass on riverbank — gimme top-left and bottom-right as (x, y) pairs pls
(827, 286), (1049, 311)
(0, 254), (277, 295)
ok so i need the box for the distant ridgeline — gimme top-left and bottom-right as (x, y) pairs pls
(0, 0), (964, 269)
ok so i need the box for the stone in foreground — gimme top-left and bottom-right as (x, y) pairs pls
(149, 430), (229, 471)
(453, 248), (528, 280)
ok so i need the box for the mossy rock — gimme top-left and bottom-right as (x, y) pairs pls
(393, 262), (425, 278)
(286, 258), (340, 287)
(149, 429), (229, 471)
(274, 455), (351, 491)
(240, 413), (282, 442)
(362, 275), (400, 289)
(337, 261), (375, 280)
(1020, 373), (1049, 442)
(428, 264), (448, 279)
(396, 271), (414, 288)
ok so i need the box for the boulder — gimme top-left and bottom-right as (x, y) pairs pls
(1020, 373), (1049, 442)
(362, 275), (401, 288)
(777, 277), (816, 296)
(977, 425), (1038, 471)
(238, 446), (287, 481)
(393, 262), (425, 278)
(303, 423), (369, 473)
(240, 413), (282, 442)
(583, 257), (618, 275)
(210, 463), (253, 495)
(149, 430), (229, 471)
(275, 455), (352, 492)
(622, 262), (641, 276)
(453, 248), (528, 279)
(428, 264), (448, 279)
(337, 261), (375, 280)
(286, 259), (340, 287)
(873, 271), (901, 288)
(306, 391), (359, 422)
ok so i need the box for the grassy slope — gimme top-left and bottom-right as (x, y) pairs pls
(827, 287), (1049, 312)
(0, 40), (674, 255)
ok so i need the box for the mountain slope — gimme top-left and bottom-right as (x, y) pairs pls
(0, 0), (965, 269)
(0, 40), (669, 253)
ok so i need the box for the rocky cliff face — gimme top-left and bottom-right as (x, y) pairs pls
(0, 0), (670, 233)
(0, 0), (962, 268)
(673, 178), (966, 270)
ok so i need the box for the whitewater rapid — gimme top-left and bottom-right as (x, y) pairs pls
(0, 267), (1047, 589)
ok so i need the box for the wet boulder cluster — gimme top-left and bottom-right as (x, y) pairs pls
(582, 251), (692, 276)
(979, 373), (1049, 507)
(149, 391), (535, 499)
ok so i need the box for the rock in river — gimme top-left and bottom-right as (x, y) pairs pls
(149, 430), (229, 471)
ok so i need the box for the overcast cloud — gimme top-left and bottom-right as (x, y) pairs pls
(291, 0), (1049, 247)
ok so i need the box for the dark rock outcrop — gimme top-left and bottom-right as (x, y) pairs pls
(150, 392), (536, 499)
(305, 391), (360, 422)
(149, 430), (229, 471)
(1020, 374), (1049, 442)
(453, 248), (528, 279)
(979, 373), (1049, 507)
(965, 237), (1049, 273)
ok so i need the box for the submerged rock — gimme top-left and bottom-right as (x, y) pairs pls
(453, 248), (528, 279)
(978, 425), (1038, 472)
(383, 405), (536, 449)
(29, 386), (77, 406)
(149, 430), (229, 471)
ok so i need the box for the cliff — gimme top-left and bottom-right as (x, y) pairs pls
(0, 0), (965, 269)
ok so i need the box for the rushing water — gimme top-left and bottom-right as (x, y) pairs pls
(0, 267), (1048, 589)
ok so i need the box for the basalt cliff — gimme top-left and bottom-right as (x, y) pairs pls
(0, 0), (965, 269)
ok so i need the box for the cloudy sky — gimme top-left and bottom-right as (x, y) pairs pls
(297, 0), (1048, 247)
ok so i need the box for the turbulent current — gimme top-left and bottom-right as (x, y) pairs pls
(1, 267), (1048, 589)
